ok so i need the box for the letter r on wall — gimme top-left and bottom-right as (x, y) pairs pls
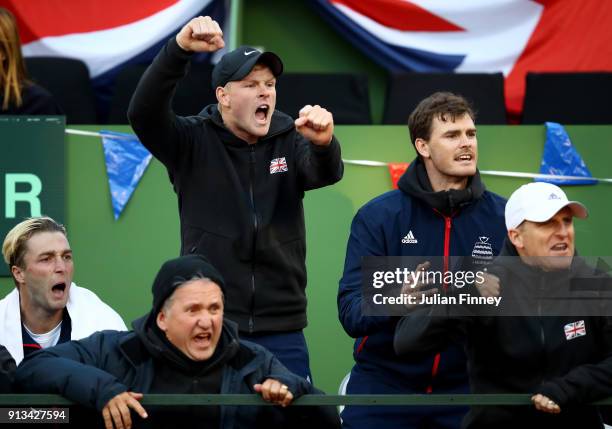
(5, 174), (42, 218)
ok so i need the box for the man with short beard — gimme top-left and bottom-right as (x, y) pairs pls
(0, 217), (127, 364)
(338, 92), (507, 428)
(128, 16), (343, 380)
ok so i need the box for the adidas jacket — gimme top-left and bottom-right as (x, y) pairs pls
(338, 158), (507, 391)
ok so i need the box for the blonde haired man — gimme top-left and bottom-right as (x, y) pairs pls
(1, 217), (126, 363)
(127, 15), (343, 379)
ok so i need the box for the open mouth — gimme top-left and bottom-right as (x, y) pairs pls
(51, 282), (66, 298)
(193, 332), (211, 344)
(455, 153), (473, 162)
(550, 243), (569, 251)
(255, 104), (270, 123)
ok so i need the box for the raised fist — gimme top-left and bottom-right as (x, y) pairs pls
(176, 16), (224, 53)
(294, 104), (334, 146)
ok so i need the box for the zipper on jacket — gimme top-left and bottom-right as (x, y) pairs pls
(248, 146), (258, 333)
(538, 276), (545, 342)
(538, 276), (546, 381)
(427, 210), (454, 393)
(443, 216), (452, 286)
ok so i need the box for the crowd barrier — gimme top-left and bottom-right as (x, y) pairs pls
(2, 394), (612, 406)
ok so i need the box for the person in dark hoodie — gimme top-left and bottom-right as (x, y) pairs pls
(127, 16), (343, 381)
(15, 255), (340, 429)
(337, 92), (507, 428)
(394, 182), (612, 428)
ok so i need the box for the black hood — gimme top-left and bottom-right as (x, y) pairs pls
(198, 104), (296, 147)
(499, 237), (519, 257)
(397, 157), (485, 215)
(150, 254), (226, 320)
(132, 314), (240, 374)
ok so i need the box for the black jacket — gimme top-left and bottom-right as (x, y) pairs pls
(0, 345), (15, 393)
(128, 39), (343, 333)
(394, 241), (612, 428)
(15, 318), (340, 429)
(0, 82), (63, 115)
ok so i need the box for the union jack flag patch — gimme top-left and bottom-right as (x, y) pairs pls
(270, 157), (288, 174)
(564, 320), (586, 340)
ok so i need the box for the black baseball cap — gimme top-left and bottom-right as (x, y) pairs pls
(211, 45), (283, 89)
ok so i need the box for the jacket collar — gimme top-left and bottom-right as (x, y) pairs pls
(117, 331), (149, 368)
(397, 156), (485, 216)
(120, 318), (269, 374)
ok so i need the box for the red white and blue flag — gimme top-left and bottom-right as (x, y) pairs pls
(564, 320), (586, 340)
(0, 0), (228, 218)
(311, 0), (612, 121)
(270, 157), (288, 174)
(0, 0), (228, 100)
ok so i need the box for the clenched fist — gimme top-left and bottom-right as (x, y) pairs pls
(295, 105), (334, 146)
(176, 16), (224, 53)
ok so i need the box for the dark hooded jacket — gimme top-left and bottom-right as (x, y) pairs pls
(338, 158), (506, 391)
(15, 316), (340, 429)
(394, 240), (612, 428)
(127, 38), (344, 334)
(0, 345), (15, 393)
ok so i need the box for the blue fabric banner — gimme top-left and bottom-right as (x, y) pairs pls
(101, 130), (152, 220)
(537, 122), (596, 186)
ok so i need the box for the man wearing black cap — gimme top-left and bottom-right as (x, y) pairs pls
(15, 255), (340, 429)
(128, 16), (343, 381)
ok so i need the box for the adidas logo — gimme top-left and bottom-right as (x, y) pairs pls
(402, 230), (418, 244)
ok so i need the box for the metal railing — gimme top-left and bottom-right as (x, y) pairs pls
(2, 394), (612, 406)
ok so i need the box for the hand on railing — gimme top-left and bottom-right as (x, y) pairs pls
(254, 379), (294, 407)
(102, 391), (148, 429)
(531, 393), (561, 414)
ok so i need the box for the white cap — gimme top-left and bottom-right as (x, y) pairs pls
(505, 182), (588, 230)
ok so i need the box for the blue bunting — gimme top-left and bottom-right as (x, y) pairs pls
(101, 130), (152, 220)
(537, 122), (596, 186)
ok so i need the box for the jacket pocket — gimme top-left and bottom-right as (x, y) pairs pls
(183, 225), (231, 256)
